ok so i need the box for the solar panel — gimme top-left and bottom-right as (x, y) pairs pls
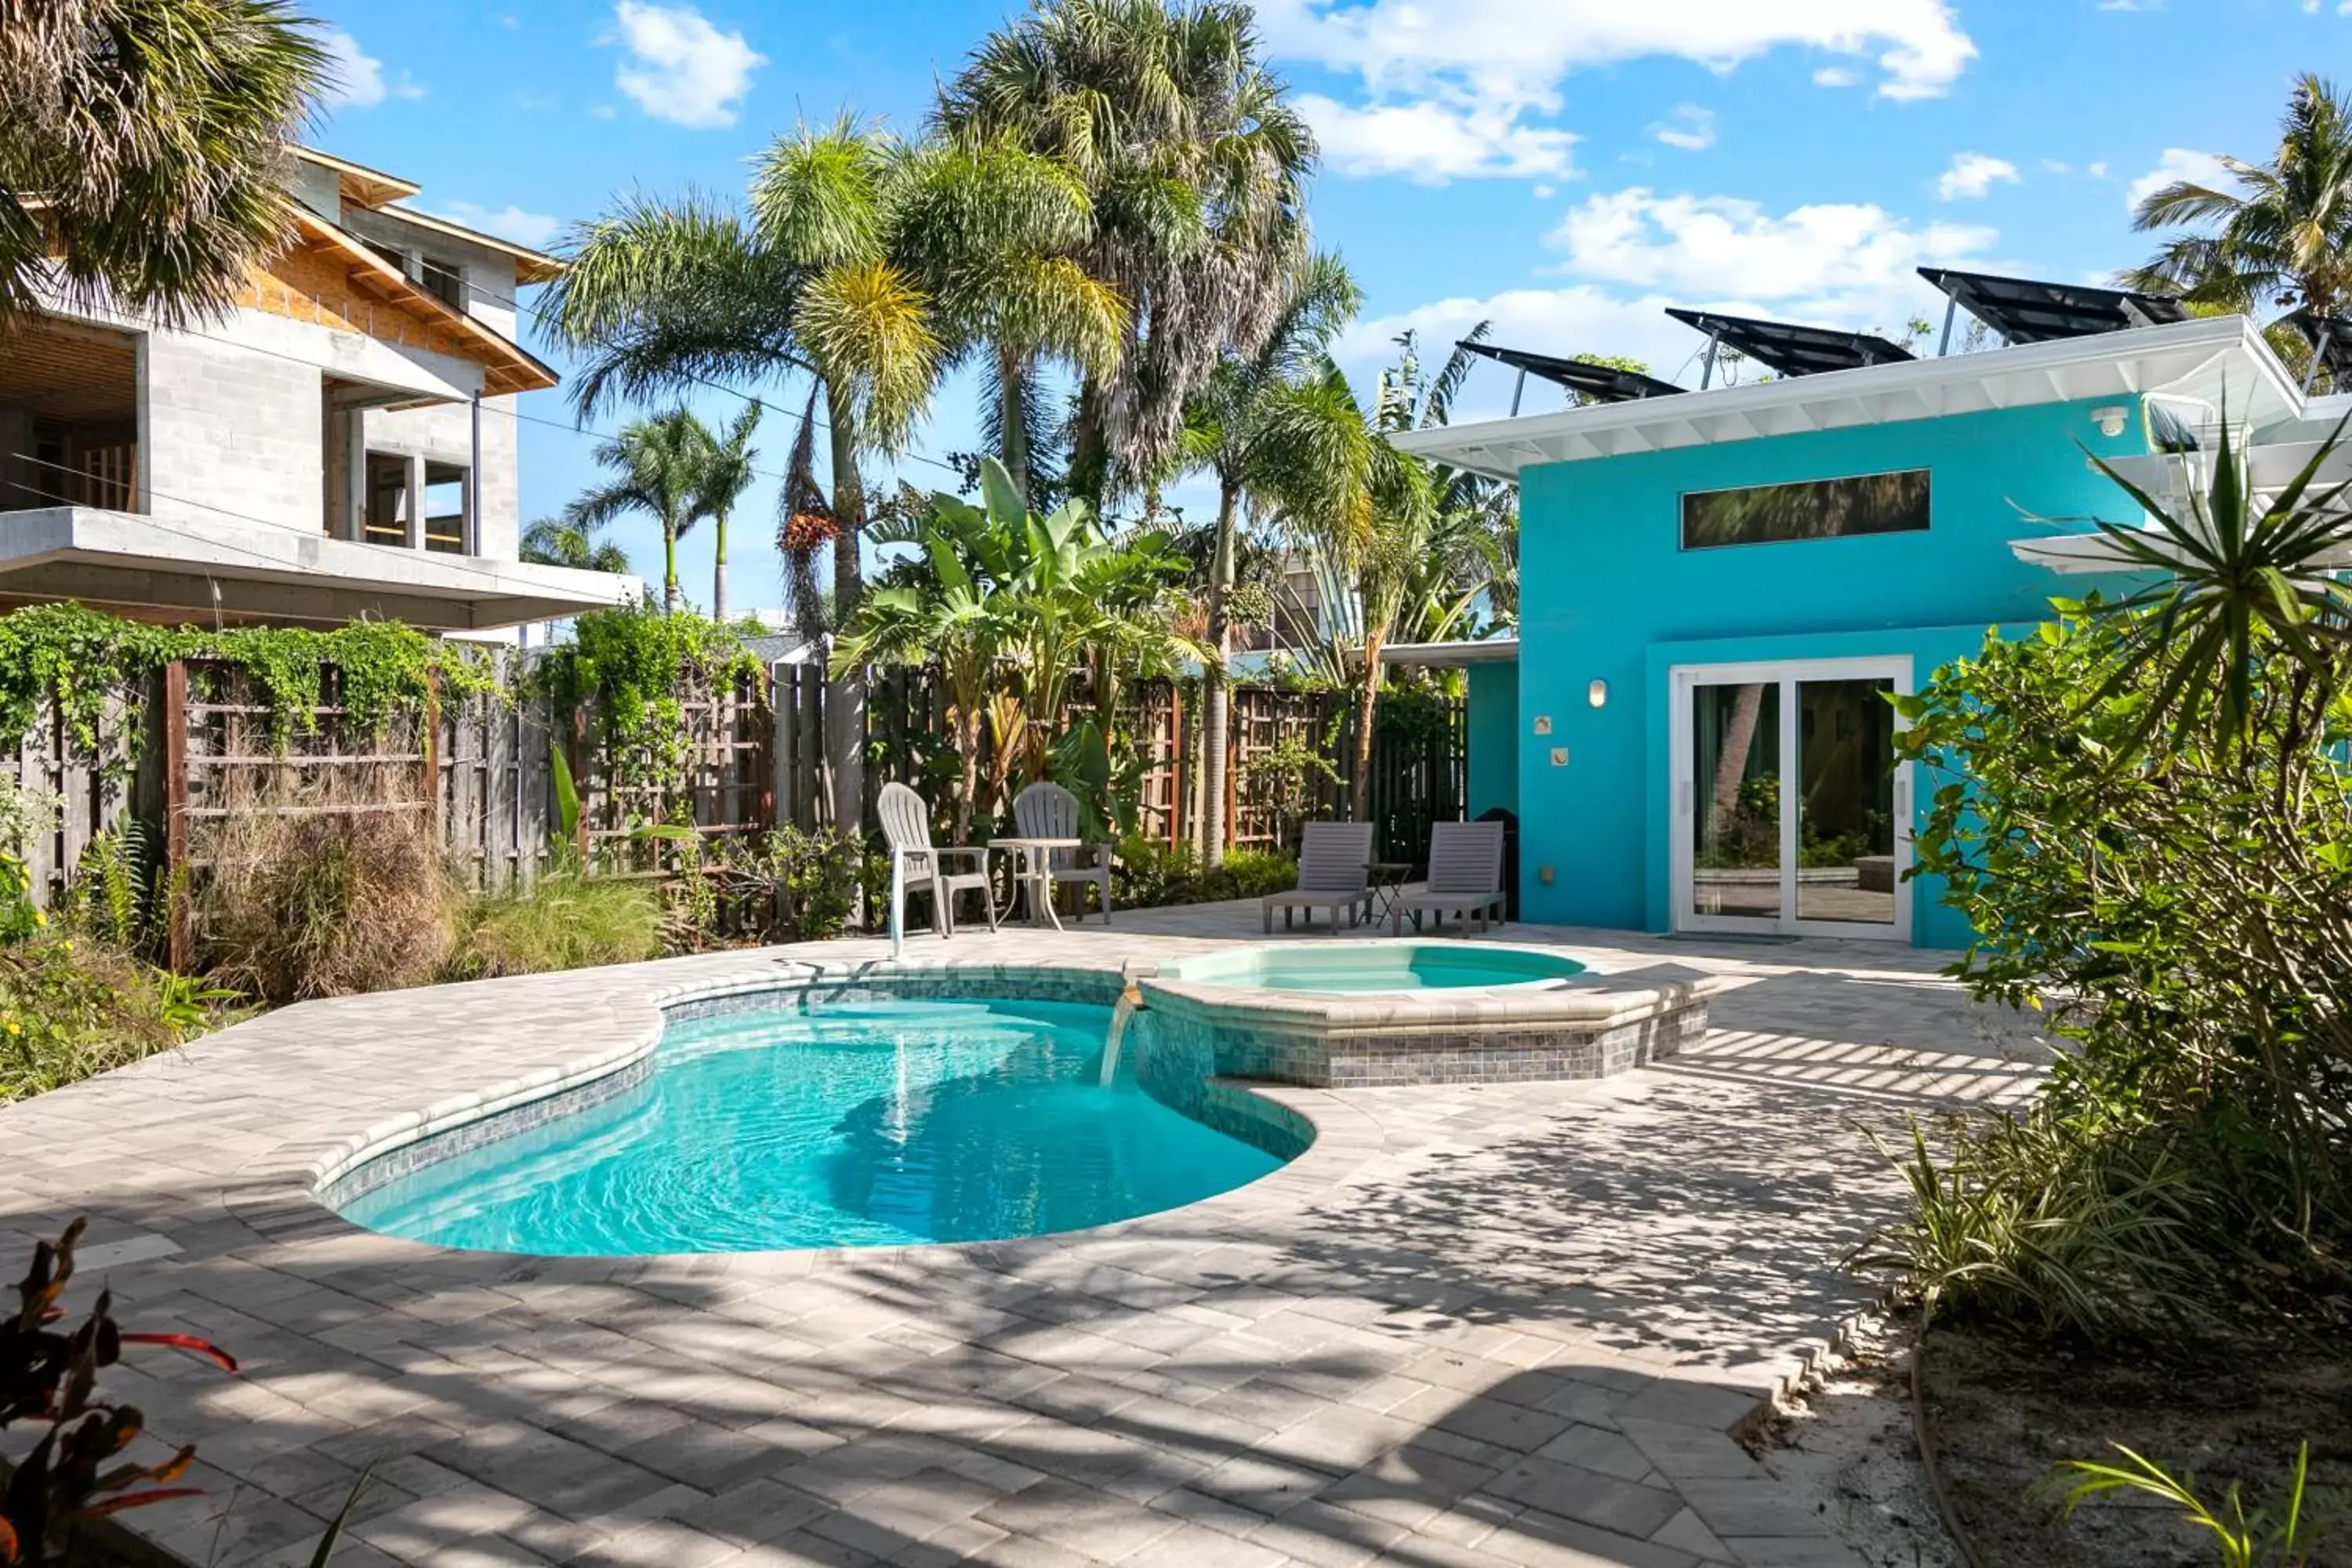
(1918, 267), (2190, 344)
(1664, 308), (1915, 378)
(1456, 341), (1686, 402)
(2289, 312), (2352, 383)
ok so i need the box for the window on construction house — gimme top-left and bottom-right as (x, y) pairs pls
(423, 463), (468, 553)
(363, 452), (410, 546)
(418, 256), (466, 313)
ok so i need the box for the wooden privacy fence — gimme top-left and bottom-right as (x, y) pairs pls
(771, 665), (1465, 867)
(2, 652), (773, 960)
(2, 649), (1460, 946)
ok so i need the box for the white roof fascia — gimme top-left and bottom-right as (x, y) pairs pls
(1396, 315), (2303, 481)
(1379, 637), (1520, 666)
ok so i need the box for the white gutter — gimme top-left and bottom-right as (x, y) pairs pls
(1398, 315), (2303, 482)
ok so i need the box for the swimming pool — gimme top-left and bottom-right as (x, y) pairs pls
(1157, 941), (1586, 995)
(332, 997), (1293, 1255)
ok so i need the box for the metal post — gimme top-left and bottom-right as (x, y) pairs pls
(1699, 330), (1722, 390)
(467, 392), (483, 554)
(2302, 327), (2334, 397)
(1508, 368), (1527, 418)
(1937, 298), (1958, 357)
(888, 849), (904, 959)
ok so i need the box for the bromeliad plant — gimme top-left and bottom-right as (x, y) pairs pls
(1, 1220), (238, 1566)
(2045, 404), (2352, 759)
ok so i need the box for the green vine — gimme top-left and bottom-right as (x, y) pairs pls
(0, 603), (507, 777)
(537, 600), (764, 826)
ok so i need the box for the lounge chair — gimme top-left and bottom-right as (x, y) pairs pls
(1011, 781), (1114, 923)
(1262, 821), (1374, 933)
(877, 782), (997, 942)
(1390, 820), (1507, 935)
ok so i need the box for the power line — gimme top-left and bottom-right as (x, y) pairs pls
(445, 265), (967, 477)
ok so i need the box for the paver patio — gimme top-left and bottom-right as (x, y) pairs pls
(0, 905), (2047, 1567)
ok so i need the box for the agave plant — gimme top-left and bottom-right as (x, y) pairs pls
(2052, 402), (2352, 758)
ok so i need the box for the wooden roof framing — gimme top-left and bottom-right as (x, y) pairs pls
(288, 211), (559, 395)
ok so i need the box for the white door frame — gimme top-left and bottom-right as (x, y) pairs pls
(1669, 655), (1915, 942)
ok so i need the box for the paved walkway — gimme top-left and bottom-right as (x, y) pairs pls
(0, 908), (2047, 1568)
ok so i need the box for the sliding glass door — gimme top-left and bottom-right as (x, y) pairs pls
(1673, 659), (1911, 940)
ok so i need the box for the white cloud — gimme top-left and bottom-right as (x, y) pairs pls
(1255, 0), (1972, 183)
(2125, 147), (2234, 212)
(1813, 66), (1859, 87)
(1653, 105), (1715, 151)
(1338, 286), (1703, 412)
(427, 201), (564, 249)
(1544, 186), (1998, 328)
(1299, 95), (1576, 181)
(1336, 182), (2002, 411)
(320, 29), (424, 107)
(608, 2), (764, 129)
(1936, 151), (2019, 201)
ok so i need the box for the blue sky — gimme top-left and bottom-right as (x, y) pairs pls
(299, 0), (2333, 615)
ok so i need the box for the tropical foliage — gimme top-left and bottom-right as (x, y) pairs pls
(938, 0), (1316, 506)
(1176, 252), (1360, 864)
(1855, 419), (2352, 1339)
(839, 458), (1210, 837)
(2128, 74), (2352, 384)
(519, 514), (631, 575)
(545, 115), (1126, 818)
(0, 0), (325, 328)
(565, 409), (721, 613)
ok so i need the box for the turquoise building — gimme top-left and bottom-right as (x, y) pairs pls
(1393, 300), (2318, 948)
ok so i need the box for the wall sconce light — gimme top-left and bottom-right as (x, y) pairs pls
(2089, 405), (2130, 438)
(1587, 678), (1608, 709)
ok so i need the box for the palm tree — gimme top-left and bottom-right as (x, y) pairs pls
(520, 514), (631, 575)
(543, 120), (1113, 827)
(567, 410), (715, 613)
(1, 0), (325, 329)
(938, 0), (1316, 507)
(891, 130), (1125, 503)
(1253, 355), (1432, 821)
(1177, 251), (1359, 866)
(695, 404), (761, 623)
(2127, 74), (2352, 380)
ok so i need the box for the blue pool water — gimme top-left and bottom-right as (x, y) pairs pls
(1162, 942), (1585, 994)
(336, 998), (1287, 1256)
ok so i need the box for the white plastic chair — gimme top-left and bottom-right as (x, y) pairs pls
(1011, 781), (1113, 923)
(877, 782), (996, 954)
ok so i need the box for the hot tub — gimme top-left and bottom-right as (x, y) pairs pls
(1136, 941), (1715, 1088)
(1157, 941), (1585, 995)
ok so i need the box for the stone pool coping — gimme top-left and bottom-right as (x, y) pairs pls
(309, 946), (1724, 1200)
(0, 924), (2005, 1566)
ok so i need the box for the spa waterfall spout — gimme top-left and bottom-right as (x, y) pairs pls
(1100, 982), (1144, 1087)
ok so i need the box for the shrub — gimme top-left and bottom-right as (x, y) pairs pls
(1853, 607), (2352, 1335)
(191, 779), (456, 1004)
(0, 937), (232, 1103)
(1210, 848), (1298, 901)
(704, 827), (879, 942)
(1112, 836), (1299, 907)
(446, 873), (665, 981)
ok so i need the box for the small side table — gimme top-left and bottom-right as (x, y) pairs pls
(1364, 861), (1414, 927)
(991, 837), (1083, 931)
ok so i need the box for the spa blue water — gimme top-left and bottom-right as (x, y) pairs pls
(1173, 944), (1584, 993)
(338, 998), (1284, 1256)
